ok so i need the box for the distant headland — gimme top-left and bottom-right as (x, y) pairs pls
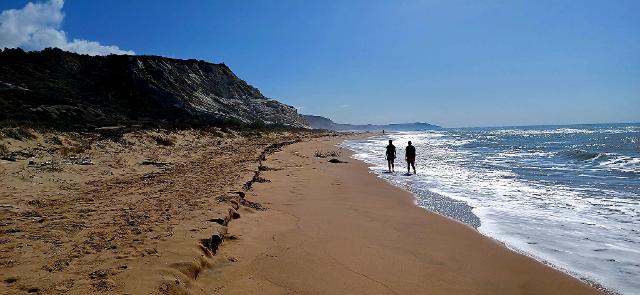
(302, 114), (441, 131)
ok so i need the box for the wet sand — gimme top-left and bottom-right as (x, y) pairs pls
(201, 135), (604, 294)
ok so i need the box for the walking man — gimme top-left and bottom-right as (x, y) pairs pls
(385, 140), (396, 172)
(406, 141), (416, 174)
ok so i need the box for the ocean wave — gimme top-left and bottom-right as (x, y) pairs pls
(561, 149), (640, 173)
(600, 156), (640, 174)
(343, 126), (640, 295)
(563, 149), (610, 161)
(482, 126), (639, 137)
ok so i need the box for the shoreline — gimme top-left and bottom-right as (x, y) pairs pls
(348, 150), (614, 294)
(209, 135), (604, 294)
(343, 134), (621, 295)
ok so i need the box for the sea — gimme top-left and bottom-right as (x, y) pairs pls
(342, 123), (639, 295)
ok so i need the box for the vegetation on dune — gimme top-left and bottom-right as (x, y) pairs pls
(0, 143), (8, 157)
(1, 127), (35, 141)
(150, 134), (175, 146)
(314, 148), (342, 158)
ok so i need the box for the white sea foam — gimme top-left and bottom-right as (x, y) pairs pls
(342, 125), (640, 295)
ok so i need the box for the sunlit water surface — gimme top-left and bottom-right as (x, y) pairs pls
(342, 124), (639, 295)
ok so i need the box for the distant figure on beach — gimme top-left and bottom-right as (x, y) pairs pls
(385, 140), (396, 172)
(406, 141), (416, 174)
(382, 129), (385, 135)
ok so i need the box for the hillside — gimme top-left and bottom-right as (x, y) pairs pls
(0, 48), (307, 128)
(303, 115), (441, 131)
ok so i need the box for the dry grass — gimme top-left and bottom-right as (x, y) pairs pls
(314, 148), (342, 158)
(59, 144), (90, 156)
(203, 128), (225, 138)
(150, 134), (175, 146)
(0, 143), (8, 156)
(58, 136), (93, 156)
(46, 135), (64, 145)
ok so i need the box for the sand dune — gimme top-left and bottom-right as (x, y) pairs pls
(0, 128), (312, 294)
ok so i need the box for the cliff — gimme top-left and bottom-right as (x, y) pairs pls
(0, 48), (307, 128)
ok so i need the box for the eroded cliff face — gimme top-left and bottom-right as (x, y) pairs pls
(0, 48), (307, 128)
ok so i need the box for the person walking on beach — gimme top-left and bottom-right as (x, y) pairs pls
(406, 141), (416, 174)
(386, 140), (396, 172)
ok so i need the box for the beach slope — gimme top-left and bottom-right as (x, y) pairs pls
(206, 136), (604, 294)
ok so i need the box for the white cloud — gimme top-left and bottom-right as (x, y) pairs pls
(0, 0), (134, 55)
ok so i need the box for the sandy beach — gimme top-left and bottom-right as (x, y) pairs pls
(179, 135), (605, 294)
(1, 0), (636, 293)
(1, 131), (605, 294)
(0, 128), (314, 294)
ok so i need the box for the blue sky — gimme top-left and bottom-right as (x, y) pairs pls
(1, 0), (639, 127)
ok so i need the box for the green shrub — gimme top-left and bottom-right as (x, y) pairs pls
(223, 117), (244, 127)
(247, 120), (266, 130)
(2, 127), (35, 140)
